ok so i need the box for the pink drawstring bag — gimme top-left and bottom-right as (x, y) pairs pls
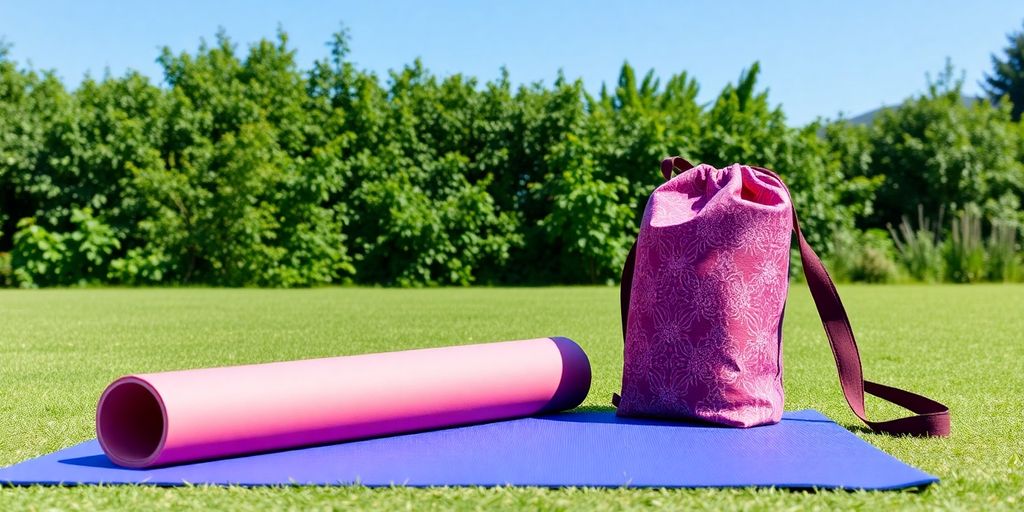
(613, 157), (950, 436)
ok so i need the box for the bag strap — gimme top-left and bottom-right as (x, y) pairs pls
(617, 158), (950, 436)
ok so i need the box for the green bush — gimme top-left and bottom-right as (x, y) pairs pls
(0, 251), (12, 287)
(0, 31), (1022, 286)
(10, 208), (119, 287)
(535, 152), (636, 283)
(108, 247), (172, 285)
(11, 217), (68, 287)
(828, 229), (902, 283)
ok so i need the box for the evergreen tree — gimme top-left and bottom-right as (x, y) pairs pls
(983, 22), (1024, 121)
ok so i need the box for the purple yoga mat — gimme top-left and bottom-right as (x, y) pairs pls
(0, 410), (937, 489)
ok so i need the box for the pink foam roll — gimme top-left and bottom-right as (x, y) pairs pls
(96, 337), (591, 468)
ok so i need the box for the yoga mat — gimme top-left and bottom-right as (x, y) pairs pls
(0, 410), (935, 489)
(95, 337), (591, 468)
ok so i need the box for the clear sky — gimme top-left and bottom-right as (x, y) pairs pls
(2, 1), (1022, 125)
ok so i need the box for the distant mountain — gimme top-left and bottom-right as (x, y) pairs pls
(843, 95), (986, 127)
(845, 107), (884, 126)
(815, 95), (987, 137)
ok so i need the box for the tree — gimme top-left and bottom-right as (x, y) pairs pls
(983, 22), (1024, 121)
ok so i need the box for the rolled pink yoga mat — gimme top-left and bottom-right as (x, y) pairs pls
(96, 337), (591, 468)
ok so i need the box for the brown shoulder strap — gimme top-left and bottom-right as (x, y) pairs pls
(620, 240), (638, 341)
(618, 158), (950, 436)
(786, 188), (950, 436)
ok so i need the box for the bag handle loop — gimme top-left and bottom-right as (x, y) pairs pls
(617, 158), (950, 437)
(660, 156), (695, 180)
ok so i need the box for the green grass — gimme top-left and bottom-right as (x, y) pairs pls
(1, 285), (1022, 510)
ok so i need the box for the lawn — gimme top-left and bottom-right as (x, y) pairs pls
(1, 285), (1022, 510)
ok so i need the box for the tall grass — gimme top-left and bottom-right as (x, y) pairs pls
(987, 221), (1021, 282)
(946, 210), (988, 283)
(887, 206), (1022, 283)
(888, 206), (945, 283)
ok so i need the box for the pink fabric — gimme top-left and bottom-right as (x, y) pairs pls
(617, 164), (793, 427)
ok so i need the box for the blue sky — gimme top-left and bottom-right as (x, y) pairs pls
(2, 1), (1022, 125)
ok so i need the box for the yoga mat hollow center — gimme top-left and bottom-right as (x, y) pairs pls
(0, 410), (937, 489)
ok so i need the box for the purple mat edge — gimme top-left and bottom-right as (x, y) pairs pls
(0, 409), (939, 490)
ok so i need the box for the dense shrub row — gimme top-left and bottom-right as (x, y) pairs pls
(0, 31), (1021, 287)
